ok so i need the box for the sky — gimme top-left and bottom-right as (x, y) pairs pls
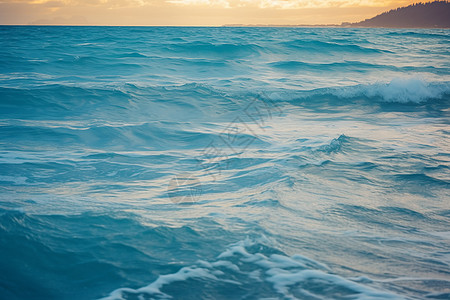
(0, 0), (419, 26)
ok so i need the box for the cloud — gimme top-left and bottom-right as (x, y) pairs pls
(163, 0), (415, 9)
(28, 14), (87, 24)
(0, 0), (149, 7)
(0, 0), (414, 9)
(166, 0), (231, 7)
(0, 0), (417, 25)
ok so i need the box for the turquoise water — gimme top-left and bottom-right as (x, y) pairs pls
(0, 26), (449, 300)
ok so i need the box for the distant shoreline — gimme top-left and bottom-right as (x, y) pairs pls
(222, 24), (450, 29)
(0, 24), (449, 29)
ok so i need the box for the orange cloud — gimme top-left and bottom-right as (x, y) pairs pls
(0, 0), (419, 25)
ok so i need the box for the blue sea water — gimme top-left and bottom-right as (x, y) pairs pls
(0, 26), (449, 300)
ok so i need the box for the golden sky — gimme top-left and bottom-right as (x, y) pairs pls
(0, 0), (419, 25)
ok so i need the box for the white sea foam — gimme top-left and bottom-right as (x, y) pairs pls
(363, 77), (449, 103)
(101, 267), (218, 300)
(100, 238), (405, 300)
(335, 77), (450, 103)
(264, 78), (449, 104)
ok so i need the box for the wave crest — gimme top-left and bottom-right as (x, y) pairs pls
(335, 78), (450, 103)
(101, 238), (403, 300)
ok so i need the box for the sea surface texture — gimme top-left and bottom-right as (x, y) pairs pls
(0, 26), (449, 300)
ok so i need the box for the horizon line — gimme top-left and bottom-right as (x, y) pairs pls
(1, 24), (449, 29)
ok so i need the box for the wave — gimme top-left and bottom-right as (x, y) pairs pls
(332, 78), (450, 103)
(101, 237), (405, 300)
(265, 78), (450, 104)
(164, 42), (264, 59)
(394, 173), (450, 188)
(2, 78), (448, 117)
(0, 82), (238, 122)
(113, 52), (149, 59)
(0, 122), (223, 151)
(315, 134), (347, 154)
(279, 39), (387, 54)
(269, 60), (449, 75)
(386, 31), (450, 39)
(0, 210), (241, 300)
(269, 60), (385, 72)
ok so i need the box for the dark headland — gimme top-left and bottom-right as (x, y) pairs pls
(223, 1), (450, 28)
(347, 1), (450, 28)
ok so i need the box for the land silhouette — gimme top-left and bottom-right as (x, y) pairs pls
(348, 1), (450, 28)
(224, 1), (450, 28)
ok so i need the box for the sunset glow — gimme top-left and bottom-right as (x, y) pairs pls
(0, 0), (419, 25)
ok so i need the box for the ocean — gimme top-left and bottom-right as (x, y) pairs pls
(0, 26), (449, 300)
